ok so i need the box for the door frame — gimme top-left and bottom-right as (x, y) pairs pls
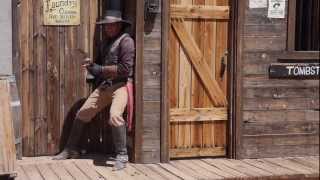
(160, 0), (243, 162)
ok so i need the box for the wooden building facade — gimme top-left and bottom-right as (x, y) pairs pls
(13, 0), (319, 164)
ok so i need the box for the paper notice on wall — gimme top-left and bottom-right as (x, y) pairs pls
(268, 0), (286, 18)
(43, 0), (80, 25)
(249, 0), (267, 8)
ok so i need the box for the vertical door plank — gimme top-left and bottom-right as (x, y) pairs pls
(215, 0), (228, 93)
(77, 0), (90, 98)
(190, 0), (205, 150)
(213, 0), (228, 151)
(33, 0), (48, 156)
(59, 27), (65, 137)
(201, 0), (216, 149)
(47, 26), (60, 155)
(214, 121), (226, 148)
(20, 0), (35, 156)
(169, 0), (181, 151)
(177, 0), (192, 149)
(204, 0), (217, 108)
(169, 0), (180, 109)
(191, 0), (206, 109)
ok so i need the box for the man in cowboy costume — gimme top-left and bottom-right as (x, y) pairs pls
(53, 10), (135, 171)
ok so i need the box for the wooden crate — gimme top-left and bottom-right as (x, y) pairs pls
(8, 77), (22, 160)
(0, 79), (17, 178)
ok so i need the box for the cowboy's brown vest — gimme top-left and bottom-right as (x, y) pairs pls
(103, 33), (132, 75)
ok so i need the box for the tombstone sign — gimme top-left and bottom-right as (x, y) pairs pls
(269, 63), (320, 79)
(43, 0), (80, 25)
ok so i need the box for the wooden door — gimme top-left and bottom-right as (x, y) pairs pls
(169, 0), (229, 158)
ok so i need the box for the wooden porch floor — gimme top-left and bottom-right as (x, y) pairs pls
(14, 156), (319, 180)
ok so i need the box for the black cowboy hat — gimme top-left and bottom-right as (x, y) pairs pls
(96, 10), (131, 26)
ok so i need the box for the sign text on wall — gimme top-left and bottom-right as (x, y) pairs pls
(269, 63), (320, 79)
(43, 0), (80, 25)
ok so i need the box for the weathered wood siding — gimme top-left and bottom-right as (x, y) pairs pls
(16, 0), (139, 157)
(16, 0), (113, 156)
(140, 11), (162, 162)
(0, 0), (12, 75)
(238, 0), (319, 158)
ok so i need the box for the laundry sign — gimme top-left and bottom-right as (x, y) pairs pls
(43, 0), (80, 25)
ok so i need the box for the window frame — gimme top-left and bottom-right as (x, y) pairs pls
(286, 0), (319, 60)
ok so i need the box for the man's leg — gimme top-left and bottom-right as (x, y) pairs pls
(109, 87), (128, 170)
(53, 85), (114, 160)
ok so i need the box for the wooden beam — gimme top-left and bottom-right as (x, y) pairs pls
(228, 0), (238, 159)
(287, 0), (297, 51)
(161, 0), (170, 163)
(171, 18), (227, 107)
(171, 5), (230, 19)
(134, 0), (144, 163)
(170, 147), (226, 158)
(170, 108), (227, 122)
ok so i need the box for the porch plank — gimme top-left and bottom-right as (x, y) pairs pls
(49, 162), (74, 180)
(224, 159), (273, 177)
(16, 156), (319, 180)
(190, 159), (235, 179)
(21, 164), (44, 180)
(133, 164), (168, 180)
(288, 157), (319, 170)
(73, 159), (106, 180)
(86, 159), (135, 180)
(145, 164), (181, 180)
(61, 160), (90, 180)
(202, 159), (249, 178)
(264, 158), (318, 175)
(122, 164), (150, 180)
(16, 165), (29, 180)
(171, 160), (219, 179)
(304, 156), (320, 168)
(207, 158), (261, 177)
(174, 160), (223, 179)
(36, 163), (59, 180)
(159, 163), (197, 180)
(90, 165), (121, 180)
(243, 159), (298, 176)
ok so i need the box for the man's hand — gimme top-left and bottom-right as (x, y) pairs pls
(109, 116), (125, 127)
(86, 63), (103, 77)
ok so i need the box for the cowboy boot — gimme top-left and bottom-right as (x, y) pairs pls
(53, 119), (86, 160)
(111, 124), (128, 170)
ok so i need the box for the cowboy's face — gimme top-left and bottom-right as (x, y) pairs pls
(104, 22), (122, 38)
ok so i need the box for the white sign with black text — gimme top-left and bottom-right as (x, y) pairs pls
(268, 0), (286, 18)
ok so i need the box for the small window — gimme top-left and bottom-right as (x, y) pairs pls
(288, 0), (320, 51)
